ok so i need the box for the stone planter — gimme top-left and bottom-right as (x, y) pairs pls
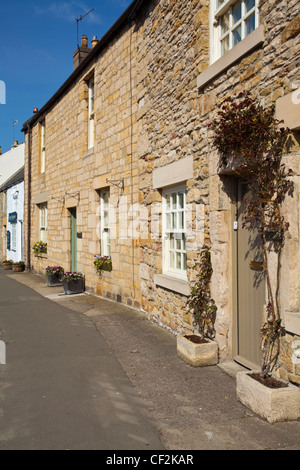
(177, 334), (218, 367)
(63, 277), (85, 295)
(46, 273), (63, 287)
(236, 370), (300, 423)
(12, 264), (25, 272)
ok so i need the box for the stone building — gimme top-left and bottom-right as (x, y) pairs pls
(22, 2), (143, 309)
(22, 0), (300, 383)
(134, 0), (300, 383)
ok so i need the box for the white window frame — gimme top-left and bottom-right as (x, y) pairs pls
(39, 203), (47, 243)
(99, 189), (110, 257)
(88, 78), (95, 149)
(162, 184), (187, 280)
(40, 120), (46, 173)
(210, 0), (259, 63)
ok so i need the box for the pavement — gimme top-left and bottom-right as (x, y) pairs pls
(0, 267), (299, 451)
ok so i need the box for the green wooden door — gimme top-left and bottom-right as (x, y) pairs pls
(70, 208), (77, 272)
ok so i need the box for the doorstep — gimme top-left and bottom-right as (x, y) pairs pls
(218, 360), (248, 378)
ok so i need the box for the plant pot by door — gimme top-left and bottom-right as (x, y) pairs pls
(3, 262), (12, 270)
(63, 277), (85, 295)
(177, 334), (219, 367)
(12, 265), (25, 272)
(46, 273), (62, 287)
(236, 370), (300, 423)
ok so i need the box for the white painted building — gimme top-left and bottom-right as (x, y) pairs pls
(0, 142), (25, 262)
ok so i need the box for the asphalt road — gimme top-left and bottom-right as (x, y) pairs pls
(0, 268), (299, 452)
(0, 270), (164, 450)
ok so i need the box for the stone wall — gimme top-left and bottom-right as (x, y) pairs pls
(136, 0), (211, 333)
(24, 21), (141, 309)
(136, 0), (300, 372)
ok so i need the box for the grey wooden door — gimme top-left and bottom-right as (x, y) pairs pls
(235, 181), (266, 369)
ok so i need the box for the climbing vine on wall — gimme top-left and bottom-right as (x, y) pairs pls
(209, 92), (294, 378)
(186, 246), (217, 341)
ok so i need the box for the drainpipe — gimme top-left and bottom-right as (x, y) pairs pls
(26, 122), (32, 270)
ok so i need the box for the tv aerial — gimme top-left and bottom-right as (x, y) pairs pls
(75, 9), (94, 48)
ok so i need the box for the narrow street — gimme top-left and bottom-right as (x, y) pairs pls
(0, 268), (299, 451)
(0, 269), (164, 450)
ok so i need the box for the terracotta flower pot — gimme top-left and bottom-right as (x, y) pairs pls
(3, 263), (12, 270)
(12, 264), (25, 272)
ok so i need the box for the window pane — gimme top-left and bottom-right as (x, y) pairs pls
(178, 192), (184, 209)
(183, 253), (187, 270)
(221, 36), (229, 56)
(170, 251), (175, 268)
(232, 0), (242, 25)
(172, 212), (176, 229)
(179, 211), (184, 229)
(166, 193), (171, 210)
(245, 12), (255, 36)
(176, 252), (181, 270)
(170, 233), (175, 250)
(183, 235), (186, 251)
(103, 210), (109, 227)
(166, 213), (171, 230)
(233, 25), (242, 46)
(245, 0), (255, 13)
(220, 10), (229, 34)
(103, 191), (109, 208)
(171, 193), (177, 209)
(176, 238), (181, 250)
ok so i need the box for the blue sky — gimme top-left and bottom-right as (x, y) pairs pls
(0, 0), (132, 153)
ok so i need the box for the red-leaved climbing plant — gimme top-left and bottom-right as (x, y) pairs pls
(209, 92), (294, 378)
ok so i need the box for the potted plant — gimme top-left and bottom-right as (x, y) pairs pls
(210, 92), (300, 422)
(45, 266), (64, 286)
(62, 272), (85, 295)
(93, 255), (112, 273)
(177, 246), (218, 367)
(33, 241), (47, 256)
(3, 259), (13, 270)
(12, 261), (25, 272)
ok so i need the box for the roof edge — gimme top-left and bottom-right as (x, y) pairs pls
(0, 167), (25, 192)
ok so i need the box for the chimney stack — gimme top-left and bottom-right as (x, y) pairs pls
(73, 35), (92, 70)
(0, 146), (2, 155)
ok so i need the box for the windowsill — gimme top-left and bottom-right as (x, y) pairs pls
(154, 273), (190, 296)
(197, 24), (264, 90)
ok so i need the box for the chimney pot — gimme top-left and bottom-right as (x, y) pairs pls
(33, 108), (38, 114)
(91, 36), (99, 47)
(0, 146), (2, 155)
(81, 35), (88, 47)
